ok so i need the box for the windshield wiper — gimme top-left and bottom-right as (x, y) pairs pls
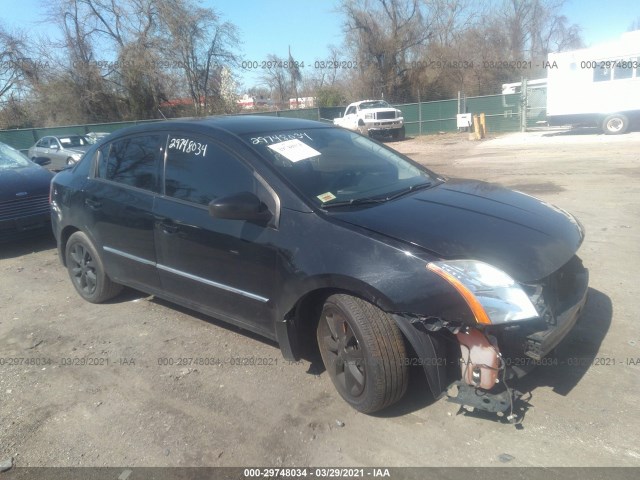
(384, 181), (433, 201)
(321, 182), (433, 209)
(320, 197), (388, 209)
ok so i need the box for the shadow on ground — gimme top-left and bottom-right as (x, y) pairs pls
(103, 285), (611, 423)
(0, 230), (55, 260)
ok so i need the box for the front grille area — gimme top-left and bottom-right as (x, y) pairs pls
(376, 111), (396, 120)
(493, 255), (588, 365)
(537, 255), (585, 322)
(0, 194), (50, 222)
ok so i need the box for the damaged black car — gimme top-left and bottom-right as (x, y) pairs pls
(50, 117), (588, 414)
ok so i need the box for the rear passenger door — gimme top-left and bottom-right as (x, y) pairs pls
(82, 133), (165, 292)
(153, 133), (277, 334)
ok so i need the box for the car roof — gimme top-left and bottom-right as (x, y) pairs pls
(105, 116), (333, 141)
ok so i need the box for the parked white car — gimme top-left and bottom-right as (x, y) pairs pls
(334, 100), (405, 140)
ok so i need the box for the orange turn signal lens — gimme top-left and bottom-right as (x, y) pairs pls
(427, 263), (492, 325)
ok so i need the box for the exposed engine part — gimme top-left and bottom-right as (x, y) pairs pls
(456, 328), (501, 389)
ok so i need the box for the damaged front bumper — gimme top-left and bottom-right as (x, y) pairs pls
(398, 256), (589, 414)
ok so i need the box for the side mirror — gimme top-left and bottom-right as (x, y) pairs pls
(208, 192), (272, 223)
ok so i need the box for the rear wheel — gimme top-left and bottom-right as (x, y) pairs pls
(316, 294), (408, 413)
(65, 232), (122, 303)
(602, 114), (629, 135)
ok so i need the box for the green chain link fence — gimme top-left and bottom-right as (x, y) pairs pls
(0, 92), (530, 152)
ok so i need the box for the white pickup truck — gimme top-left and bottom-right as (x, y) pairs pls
(333, 100), (405, 140)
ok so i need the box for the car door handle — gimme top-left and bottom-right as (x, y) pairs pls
(159, 221), (179, 234)
(84, 198), (102, 210)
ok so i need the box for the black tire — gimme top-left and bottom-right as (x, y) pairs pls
(398, 125), (405, 140)
(602, 114), (629, 135)
(392, 126), (406, 141)
(65, 231), (122, 303)
(316, 294), (408, 413)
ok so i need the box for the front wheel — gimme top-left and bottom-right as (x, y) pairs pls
(392, 126), (406, 140)
(65, 231), (122, 303)
(602, 114), (629, 135)
(66, 157), (76, 165)
(316, 294), (408, 413)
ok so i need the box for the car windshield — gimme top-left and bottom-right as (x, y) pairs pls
(0, 143), (32, 170)
(360, 101), (391, 109)
(58, 136), (91, 147)
(244, 128), (436, 207)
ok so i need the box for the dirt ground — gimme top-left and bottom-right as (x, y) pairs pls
(1, 127), (639, 469)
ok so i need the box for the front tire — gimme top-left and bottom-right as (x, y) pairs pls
(602, 114), (629, 135)
(65, 232), (122, 303)
(393, 126), (406, 141)
(316, 294), (408, 413)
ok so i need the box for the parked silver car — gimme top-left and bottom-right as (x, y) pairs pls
(27, 135), (92, 170)
(85, 132), (111, 144)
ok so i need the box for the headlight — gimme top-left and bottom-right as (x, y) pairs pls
(427, 260), (538, 325)
(364, 113), (374, 119)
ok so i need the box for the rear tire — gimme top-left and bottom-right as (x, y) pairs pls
(602, 114), (629, 135)
(316, 294), (408, 413)
(65, 231), (122, 303)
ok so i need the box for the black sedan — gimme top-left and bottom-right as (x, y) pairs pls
(0, 142), (53, 242)
(50, 117), (588, 414)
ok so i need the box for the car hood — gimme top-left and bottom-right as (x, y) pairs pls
(0, 166), (53, 202)
(330, 179), (585, 282)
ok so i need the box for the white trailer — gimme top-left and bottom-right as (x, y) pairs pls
(546, 30), (640, 134)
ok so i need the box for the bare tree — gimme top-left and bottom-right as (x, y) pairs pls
(260, 55), (291, 107)
(0, 26), (28, 102)
(158, 0), (240, 115)
(499, 0), (582, 60)
(309, 45), (345, 89)
(341, 0), (431, 101)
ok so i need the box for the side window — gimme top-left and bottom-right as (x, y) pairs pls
(593, 64), (612, 82)
(37, 138), (49, 148)
(97, 134), (163, 192)
(346, 106), (356, 115)
(613, 59), (634, 80)
(164, 134), (255, 206)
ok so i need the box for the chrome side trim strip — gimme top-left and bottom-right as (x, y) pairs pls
(102, 246), (269, 303)
(103, 246), (156, 266)
(157, 264), (269, 303)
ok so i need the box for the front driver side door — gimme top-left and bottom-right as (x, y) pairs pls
(153, 133), (277, 336)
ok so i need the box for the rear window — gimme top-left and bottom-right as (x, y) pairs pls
(97, 135), (163, 192)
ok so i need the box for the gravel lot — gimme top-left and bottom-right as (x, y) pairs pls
(1, 127), (639, 469)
